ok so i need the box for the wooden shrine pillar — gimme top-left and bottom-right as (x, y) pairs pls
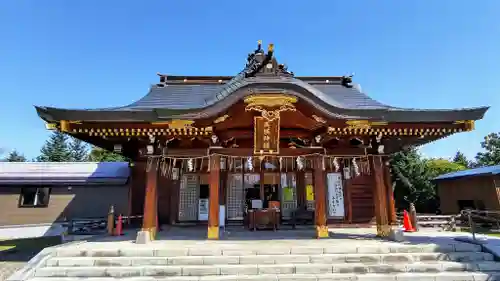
(208, 155), (220, 240)
(369, 156), (391, 237)
(142, 158), (159, 240)
(313, 156), (328, 238)
(383, 158), (397, 225)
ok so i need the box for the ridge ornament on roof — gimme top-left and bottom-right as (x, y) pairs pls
(244, 94), (297, 121)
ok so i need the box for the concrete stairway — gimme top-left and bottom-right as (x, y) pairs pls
(20, 240), (500, 281)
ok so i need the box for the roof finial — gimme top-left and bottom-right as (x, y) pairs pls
(268, 43), (274, 52)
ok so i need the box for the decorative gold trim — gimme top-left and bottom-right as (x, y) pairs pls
(151, 120), (194, 129)
(45, 123), (57, 130)
(207, 226), (219, 239)
(316, 225), (329, 238)
(327, 126), (462, 136)
(60, 120), (70, 132)
(345, 120), (371, 130)
(244, 94), (297, 121)
(376, 224), (391, 238)
(455, 120), (475, 131)
(72, 126), (213, 137)
(312, 115), (326, 124)
(214, 114), (230, 124)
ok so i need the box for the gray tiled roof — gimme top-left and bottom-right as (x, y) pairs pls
(34, 75), (489, 123)
(111, 77), (392, 111)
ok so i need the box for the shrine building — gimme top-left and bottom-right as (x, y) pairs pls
(35, 41), (488, 240)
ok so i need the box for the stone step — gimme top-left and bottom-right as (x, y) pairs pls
(25, 273), (500, 281)
(45, 252), (494, 267)
(33, 262), (500, 278)
(52, 243), (482, 257)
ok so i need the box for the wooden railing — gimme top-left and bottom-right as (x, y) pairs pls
(64, 215), (143, 235)
(396, 213), (463, 231)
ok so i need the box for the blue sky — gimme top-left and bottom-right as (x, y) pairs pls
(0, 0), (498, 161)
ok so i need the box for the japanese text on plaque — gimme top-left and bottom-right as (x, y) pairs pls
(254, 116), (280, 154)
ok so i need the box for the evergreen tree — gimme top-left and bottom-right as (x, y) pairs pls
(69, 137), (89, 162)
(88, 146), (127, 162)
(36, 132), (72, 162)
(452, 151), (470, 168)
(475, 132), (500, 167)
(5, 150), (27, 162)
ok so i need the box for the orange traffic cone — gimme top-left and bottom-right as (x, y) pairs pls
(115, 214), (123, 236)
(403, 210), (415, 232)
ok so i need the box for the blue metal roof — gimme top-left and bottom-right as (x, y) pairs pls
(0, 162), (130, 185)
(434, 165), (500, 181)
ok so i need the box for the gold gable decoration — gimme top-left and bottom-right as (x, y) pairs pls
(244, 94), (297, 121)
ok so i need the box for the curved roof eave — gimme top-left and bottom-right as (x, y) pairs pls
(34, 77), (490, 123)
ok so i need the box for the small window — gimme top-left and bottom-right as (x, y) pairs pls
(19, 187), (51, 208)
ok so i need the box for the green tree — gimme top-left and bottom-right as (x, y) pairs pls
(36, 132), (72, 162)
(390, 148), (436, 212)
(88, 146), (127, 162)
(452, 151), (471, 168)
(69, 137), (89, 162)
(475, 132), (500, 167)
(425, 158), (466, 179)
(4, 150), (27, 162)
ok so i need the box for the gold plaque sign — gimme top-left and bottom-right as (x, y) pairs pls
(254, 116), (280, 155)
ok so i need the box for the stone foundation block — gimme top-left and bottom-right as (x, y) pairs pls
(310, 254), (347, 264)
(155, 248), (189, 257)
(240, 255), (275, 265)
(94, 257), (133, 266)
(142, 265), (182, 276)
(132, 257), (169, 266)
(120, 248), (155, 257)
(315, 273), (357, 280)
(182, 265), (219, 276)
(357, 274), (396, 281)
(65, 267), (107, 277)
(277, 274), (318, 281)
(135, 231), (151, 245)
(290, 247), (324, 255)
(219, 264), (258, 275)
(295, 264), (333, 274)
(203, 256), (240, 265)
(275, 255), (310, 264)
(345, 254), (381, 263)
(256, 248), (291, 255)
(168, 256), (204, 265)
(222, 249), (256, 256)
(188, 248), (222, 256)
(258, 264), (294, 274)
(104, 266), (142, 277)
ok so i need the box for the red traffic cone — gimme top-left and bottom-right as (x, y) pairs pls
(403, 210), (415, 232)
(115, 214), (123, 236)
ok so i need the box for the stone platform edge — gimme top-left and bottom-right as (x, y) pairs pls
(6, 241), (86, 281)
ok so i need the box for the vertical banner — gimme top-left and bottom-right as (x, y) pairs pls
(327, 173), (345, 218)
(306, 184), (315, 201)
(254, 116), (280, 155)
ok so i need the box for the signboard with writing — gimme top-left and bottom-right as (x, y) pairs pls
(253, 116), (280, 155)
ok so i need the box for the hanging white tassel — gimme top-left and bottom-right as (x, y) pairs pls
(352, 158), (360, 176)
(279, 157), (283, 171)
(188, 158), (194, 172)
(296, 156), (304, 171)
(247, 157), (254, 171)
(322, 157), (326, 171)
(333, 157), (340, 172)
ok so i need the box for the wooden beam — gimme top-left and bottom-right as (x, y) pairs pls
(369, 156), (391, 237)
(313, 156), (329, 238)
(208, 154), (220, 239)
(142, 158), (159, 240)
(383, 157), (397, 224)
